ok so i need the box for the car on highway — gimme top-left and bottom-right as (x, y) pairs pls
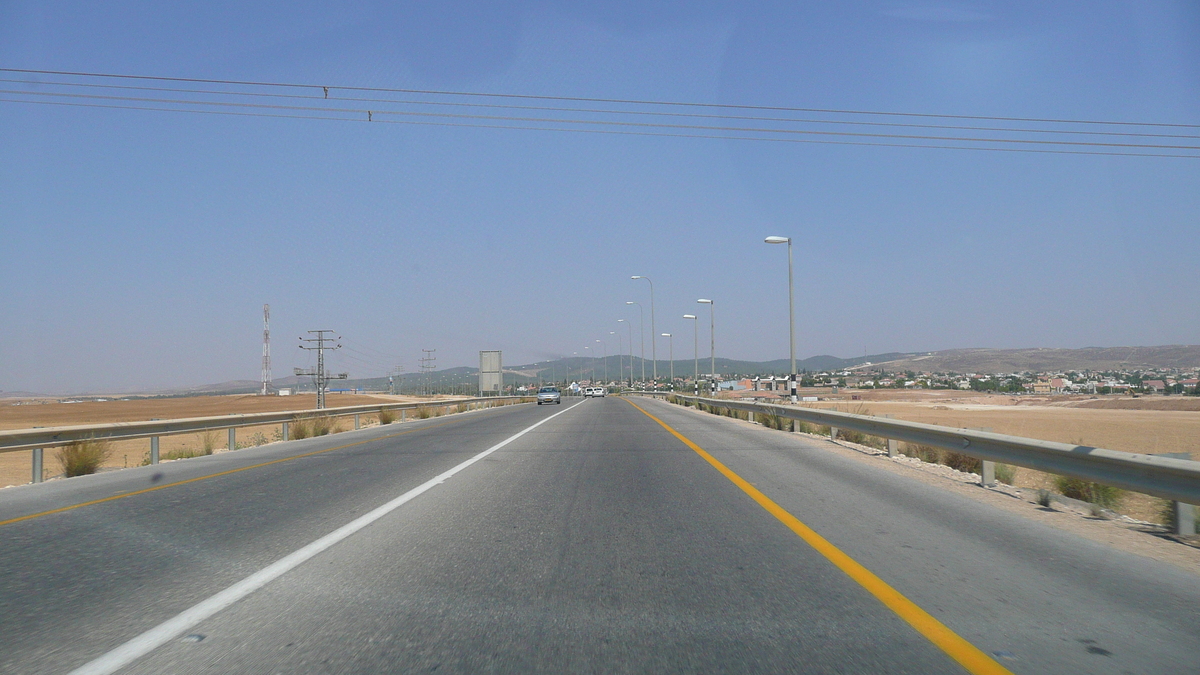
(536, 386), (562, 405)
(589, 387), (606, 398)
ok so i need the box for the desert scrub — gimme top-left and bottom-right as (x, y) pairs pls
(757, 411), (784, 430)
(902, 443), (942, 464)
(200, 430), (220, 455)
(291, 417), (313, 439)
(415, 406), (432, 419)
(942, 451), (981, 474)
(456, 402), (469, 414)
(1054, 476), (1124, 510)
(378, 409), (396, 425)
(994, 463), (1016, 485)
(57, 438), (112, 477)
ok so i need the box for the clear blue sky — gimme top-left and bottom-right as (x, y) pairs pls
(2, 1), (1198, 393)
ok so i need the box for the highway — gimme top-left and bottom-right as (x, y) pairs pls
(1, 396), (1197, 674)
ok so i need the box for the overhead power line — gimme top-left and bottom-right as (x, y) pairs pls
(2, 68), (1196, 159)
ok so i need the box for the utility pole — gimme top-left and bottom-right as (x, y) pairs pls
(295, 330), (347, 409)
(260, 304), (272, 396)
(419, 349), (437, 396)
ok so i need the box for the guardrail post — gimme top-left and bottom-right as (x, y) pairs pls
(150, 436), (160, 464)
(1174, 502), (1196, 536)
(281, 421), (289, 441)
(748, 411), (756, 424)
(830, 426), (839, 441)
(228, 428), (236, 452)
(1164, 453), (1196, 535)
(354, 414), (360, 430)
(981, 461), (996, 487)
(401, 410), (407, 421)
(32, 448), (43, 483)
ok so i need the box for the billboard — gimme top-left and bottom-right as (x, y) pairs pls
(479, 350), (502, 395)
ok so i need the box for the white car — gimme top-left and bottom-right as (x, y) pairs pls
(588, 387), (606, 398)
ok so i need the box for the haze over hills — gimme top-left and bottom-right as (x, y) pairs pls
(8, 346), (1198, 398)
(863, 345), (1200, 374)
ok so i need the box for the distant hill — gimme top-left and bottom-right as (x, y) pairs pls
(861, 346), (1200, 374)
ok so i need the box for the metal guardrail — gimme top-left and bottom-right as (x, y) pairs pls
(652, 394), (1200, 515)
(2, 396), (530, 484)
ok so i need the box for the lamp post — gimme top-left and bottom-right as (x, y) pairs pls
(584, 345), (594, 383)
(683, 314), (698, 387)
(610, 331), (622, 388)
(618, 319), (633, 387)
(596, 339), (607, 383)
(631, 276), (656, 387)
(626, 301), (644, 385)
(697, 298), (714, 378)
(765, 236), (796, 402)
(662, 333), (673, 389)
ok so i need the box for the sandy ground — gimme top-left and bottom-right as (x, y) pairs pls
(721, 390), (1200, 524)
(0, 393), (465, 488)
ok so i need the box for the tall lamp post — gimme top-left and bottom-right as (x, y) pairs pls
(625, 301), (644, 386)
(697, 298), (715, 378)
(765, 236), (797, 402)
(618, 319), (633, 387)
(584, 345), (594, 383)
(596, 339), (607, 383)
(610, 331), (621, 387)
(631, 276), (656, 387)
(661, 333), (673, 390)
(683, 314), (698, 388)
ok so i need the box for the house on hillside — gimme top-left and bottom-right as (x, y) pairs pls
(1143, 379), (1166, 393)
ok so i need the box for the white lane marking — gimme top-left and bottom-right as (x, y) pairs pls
(68, 400), (586, 675)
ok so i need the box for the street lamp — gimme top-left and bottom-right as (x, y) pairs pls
(618, 319), (633, 387)
(631, 276), (656, 387)
(661, 333), (673, 389)
(683, 314), (698, 389)
(625, 301), (645, 385)
(596, 339), (607, 383)
(697, 298), (715, 378)
(765, 236), (797, 402)
(610, 331), (621, 387)
(584, 345), (594, 383)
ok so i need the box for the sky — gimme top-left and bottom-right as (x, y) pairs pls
(2, 1), (1198, 393)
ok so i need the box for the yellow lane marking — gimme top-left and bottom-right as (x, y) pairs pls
(622, 397), (1013, 675)
(0, 415), (483, 529)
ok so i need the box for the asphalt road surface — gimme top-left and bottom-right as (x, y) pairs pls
(1, 396), (1197, 674)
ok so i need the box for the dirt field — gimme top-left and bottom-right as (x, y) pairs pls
(781, 391), (1199, 524)
(0, 393), (460, 488)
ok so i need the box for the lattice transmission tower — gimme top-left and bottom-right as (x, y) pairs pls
(260, 304), (272, 396)
(295, 330), (348, 409)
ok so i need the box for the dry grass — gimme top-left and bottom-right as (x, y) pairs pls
(200, 430), (219, 455)
(378, 409), (396, 425)
(56, 438), (112, 477)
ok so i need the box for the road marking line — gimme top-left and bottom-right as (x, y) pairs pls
(0, 404), (527, 529)
(66, 399), (583, 675)
(622, 397), (1012, 675)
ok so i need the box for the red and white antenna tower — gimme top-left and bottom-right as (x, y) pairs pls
(261, 304), (272, 395)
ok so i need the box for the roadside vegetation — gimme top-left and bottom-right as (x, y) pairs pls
(57, 438), (112, 477)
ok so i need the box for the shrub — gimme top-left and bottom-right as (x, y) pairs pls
(291, 417), (313, 439)
(943, 451), (982, 474)
(378, 409), (396, 425)
(758, 411), (783, 430)
(903, 443), (942, 464)
(456, 402), (469, 414)
(57, 438), (112, 477)
(1054, 476), (1124, 510)
(415, 406), (432, 419)
(794, 421), (814, 434)
(200, 430), (220, 455)
(311, 416), (337, 436)
(248, 432), (269, 447)
(994, 463), (1016, 485)
(1036, 489), (1053, 507)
